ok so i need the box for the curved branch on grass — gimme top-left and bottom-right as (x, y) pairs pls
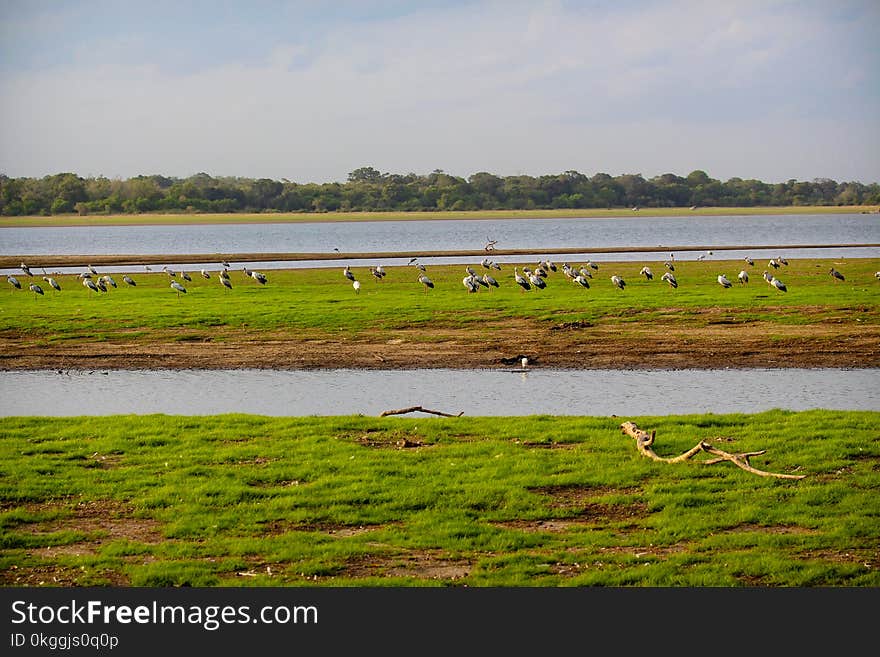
(619, 421), (806, 480)
(380, 405), (464, 418)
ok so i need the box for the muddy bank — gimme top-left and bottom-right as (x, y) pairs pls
(2, 322), (877, 371)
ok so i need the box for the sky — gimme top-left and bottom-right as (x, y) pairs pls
(1, 0), (878, 185)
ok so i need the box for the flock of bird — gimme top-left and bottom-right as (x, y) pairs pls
(334, 253), (852, 297)
(5, 260), (269, 299)
(7, 255), (878, 301)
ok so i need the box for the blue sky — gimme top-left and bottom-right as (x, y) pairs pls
(1, 0), (878, 184)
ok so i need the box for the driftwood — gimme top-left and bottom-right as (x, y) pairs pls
(380, 405), (464, 418)
(620, 421), (806, 480)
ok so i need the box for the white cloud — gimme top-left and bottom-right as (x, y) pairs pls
(1, 0), (877, 183)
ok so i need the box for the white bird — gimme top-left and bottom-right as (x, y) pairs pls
(586, 260), (599, 270)
(573, 274), (590, 289)
(96, 278), (107, 292)
(875, 271), (880, 280)
(521, 357), (529, 369)
(78, 271), (92, 279)
(661, 272), (678, 288)
(180, 270), (192, 282)
(528, 271), (546, 289)
(123, 275), (136, 286)
(200, 269), (211, 279)
(611, 275), (626, 290)
(418, 273), (434, 294)
(42, 275), (61, 291)
(514, 267), (531, 292)
(375, 265), (386, 278)
(170, 280), (187, 297)
(343, 266), (356, 282)
(578, 267), (593, 279)
(219, 276), (232, 291)
(20, 262), (33, 276)
(466, 265), (478, 277)
(463, 275), (479, 293)
(82, 277), (100, 293)
(829, 268), (845, 282)
(744, 257), (754, 266)
(101, 275), (117, 288)
(370, 267), (384, 281)
(219, 268), (230, 280)
(482, 273), (499, 288)
(771, 277), (787, 293)
(250, 271), (268, 285)
(737, 270), (749, 284)
(162, 266), (176, 278)
(639, 266), (653, 280)
(352, 280), (361, 294)
(778, 256), (789, 266)
(768, 259), (780, 269)
(664, 261), (675, 271)
(29, 283), (44, 297)
(87, 264), (98, 276)
(717, 274), (732, 288)
(762, 270), (773, 284)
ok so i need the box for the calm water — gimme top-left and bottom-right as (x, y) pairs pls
(2, 214), (878, 274)
(1, 368), (876, 417)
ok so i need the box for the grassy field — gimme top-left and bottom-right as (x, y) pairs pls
(0, 205), (876, 228)
(1, 411), (878, 587)
(2, 258), (878, 342)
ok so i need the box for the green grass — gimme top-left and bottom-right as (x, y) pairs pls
(2, 258), (878, 341)
(0, 205), (874, 227)
(1, 411), (878, 587)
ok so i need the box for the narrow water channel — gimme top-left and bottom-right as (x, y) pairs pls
(1, 368), (876, 417)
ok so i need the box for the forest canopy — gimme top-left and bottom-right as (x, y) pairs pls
(1, 168), (878, 217)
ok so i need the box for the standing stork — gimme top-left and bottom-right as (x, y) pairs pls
(343, 265), (356, 282)
(250, 270), (268, 285)
(219, 276), (232, 292)
(20, 262), (33, 277)
(573, 274), (590, 289)
(180, 270), (192, 283)
(200, 269), (211, 279)
(744, 256), (754, 266)
(528, 270), (547, 290)
(123, 275), (137, 286)
(462, 274), (479, 293)
(829, 268), (845, 282)
(770, 276), (787, 293)
(82, 277), (100, 293)
(661, 272), (678, 288)
(737, 270), (749, 285)
(170, 280), (187, 298)
(768, 259), (780, 269)
(639, 266), (653, 280)
(514, 267), (531, 292)
(42, 275), (61, 291)
(482, 273), (499, 289)
(664, 260), (675, 272)
(101, 275), (117, 289)
(87, 264), (99, 276)
(417, 273), (434, 294)
(611, 275), (626, 290)
(717, 274), (732, 288)
(29, 282), (44, 298)
(352, 280), (361, 294)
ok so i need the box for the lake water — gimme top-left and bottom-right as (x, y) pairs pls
(2, 213), (878, 274)
(1, 368), (876, 417)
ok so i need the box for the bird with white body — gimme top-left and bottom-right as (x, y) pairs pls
(717, 274), (732, 288)
(352, 280), (361, 294)
(29, 283), (44, 297)
(43, 276), (61, 291)
(418, 273), (434, 294)
(639, 266), (653, 280)
(123, 275), (136, 286)
(514, 267), (531, 292)
(170, 280), (187, 297)
(610, 275), (626, 290)
(661, 272), (677, 288)
(737, 270), (749, 284)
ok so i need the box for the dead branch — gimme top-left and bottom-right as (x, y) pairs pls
(380, 405), (464, 418)
(619, 421), (806, 480)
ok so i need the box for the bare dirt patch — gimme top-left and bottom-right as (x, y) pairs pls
(339, 550), (471, 581)
(1, 313), (878, 370)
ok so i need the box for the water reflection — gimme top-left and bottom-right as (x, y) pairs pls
(1, 368), (876, 417)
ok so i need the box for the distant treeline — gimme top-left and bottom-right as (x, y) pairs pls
(1, 167), (878, 216)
